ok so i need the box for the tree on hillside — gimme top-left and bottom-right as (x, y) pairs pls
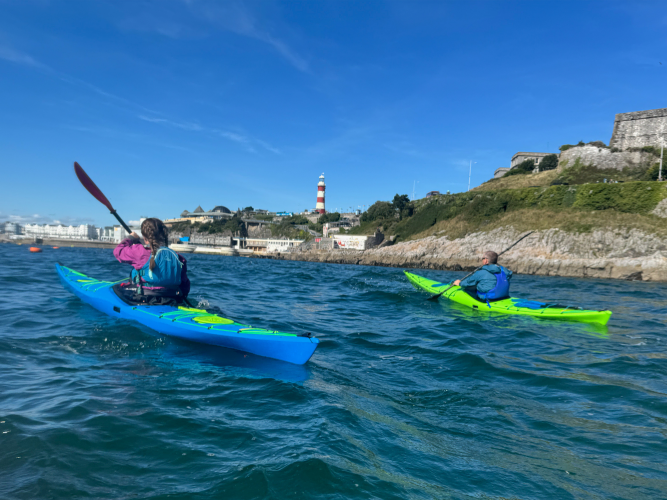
(392, 194), (410, 212)
(361, 201), (395, 223)
(503, 159), (535, 177)
(391, 194), (412, 220)
(539, 154), (559, 171)
(243, 206), (254, 212)
(318, 212), (341, 224)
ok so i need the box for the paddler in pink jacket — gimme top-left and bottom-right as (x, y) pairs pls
(113, 218), (190, 301)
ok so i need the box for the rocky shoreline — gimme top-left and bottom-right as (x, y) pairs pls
(264, 227), (667, 282)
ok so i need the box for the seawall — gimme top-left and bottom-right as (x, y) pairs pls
(1, 237), (117, 249)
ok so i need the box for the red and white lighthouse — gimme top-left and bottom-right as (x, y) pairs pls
(316, 173), (326, 214)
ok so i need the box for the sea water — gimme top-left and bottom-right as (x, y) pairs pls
(1, 244), (666, 499)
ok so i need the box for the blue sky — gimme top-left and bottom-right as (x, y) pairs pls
(1, 0), (666, 227)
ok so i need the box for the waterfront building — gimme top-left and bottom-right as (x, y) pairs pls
(23, 223), (97, 240)
(233, 237), (305, 253)
(3, 222), (21, 235)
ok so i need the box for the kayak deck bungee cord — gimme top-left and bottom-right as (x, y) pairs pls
(57, 264), (319, 364)
(404, 271), (612, 325)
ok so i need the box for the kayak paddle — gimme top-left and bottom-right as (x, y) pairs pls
(74, 161), (132, 234)
(426, 231), (535, 301)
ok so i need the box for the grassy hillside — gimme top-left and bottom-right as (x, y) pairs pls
(474, 169), (559, 191)
(360, 181), (667, 243)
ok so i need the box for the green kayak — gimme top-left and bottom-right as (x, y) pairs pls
(404, 271), (612, 325)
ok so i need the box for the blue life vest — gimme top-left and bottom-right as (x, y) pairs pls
(132, 247), (183, 287)
(477, 266), (510, 301)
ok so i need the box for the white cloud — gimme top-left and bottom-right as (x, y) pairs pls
(1, 212), (96, 226)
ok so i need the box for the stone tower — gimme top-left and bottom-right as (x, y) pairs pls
(610, 107), (667, 150)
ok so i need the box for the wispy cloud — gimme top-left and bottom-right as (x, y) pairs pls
(63, 124), (194, 152)
(138, 115), (203, 131)
(0, 45), (51, 71)
(119, 1), (310, 73)
(198, 2), (310, 73)
(0, 43), (279, 154)
(138, 114), (281, 154)
(0, 44), (160, 116)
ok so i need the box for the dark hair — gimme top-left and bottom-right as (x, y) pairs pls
(141, 218), (169, 271)
(483, 250), (498, 264)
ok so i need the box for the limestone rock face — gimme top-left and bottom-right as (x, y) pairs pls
(651, 198), (667, 218)
(558, 145), (654, 172)
(270, 227), (667, 282)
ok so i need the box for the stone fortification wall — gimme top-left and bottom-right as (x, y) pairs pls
(558, 144), (655, 172)
(610, 107), (667, 150)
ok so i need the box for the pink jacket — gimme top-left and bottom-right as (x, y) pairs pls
(113, 237), (191, 296)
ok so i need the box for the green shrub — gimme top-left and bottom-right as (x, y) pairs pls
(573, 182), (664, 214)
(560, 141), (585, 152)
(539, 154), (559, 171)
(550, 157), (652, 186)
(503, 159), (535, 177)
(318, 212), (340, 224)
(642, 163), (662, 181)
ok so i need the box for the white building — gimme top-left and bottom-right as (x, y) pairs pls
(265, 239), (305, 253)
(113, 226), (130, 243)
(3, 222), (21, 235)
(23, 224), (97, 240)
(333, 234), (372, 250)
(234, 237), (305, 253)
(97, 226), (115, 241)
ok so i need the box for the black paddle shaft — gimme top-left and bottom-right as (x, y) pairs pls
(110, 210), (132, 235)
(427, 231), (535, 301)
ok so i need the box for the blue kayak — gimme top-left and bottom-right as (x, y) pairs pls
(56, 264), (319, 365)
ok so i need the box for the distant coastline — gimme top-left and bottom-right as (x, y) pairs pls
(5, 225), (667, 283)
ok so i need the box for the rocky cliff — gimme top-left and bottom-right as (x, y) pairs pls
(268, 227), (667, 281)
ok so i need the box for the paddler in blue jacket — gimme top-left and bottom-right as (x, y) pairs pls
(453, 251), (513, 302)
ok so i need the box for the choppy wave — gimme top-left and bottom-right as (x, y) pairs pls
(1, 244), (666, 499)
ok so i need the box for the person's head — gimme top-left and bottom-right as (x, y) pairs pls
(482, 250), (498, 265)
(141, 218), (169, 271)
